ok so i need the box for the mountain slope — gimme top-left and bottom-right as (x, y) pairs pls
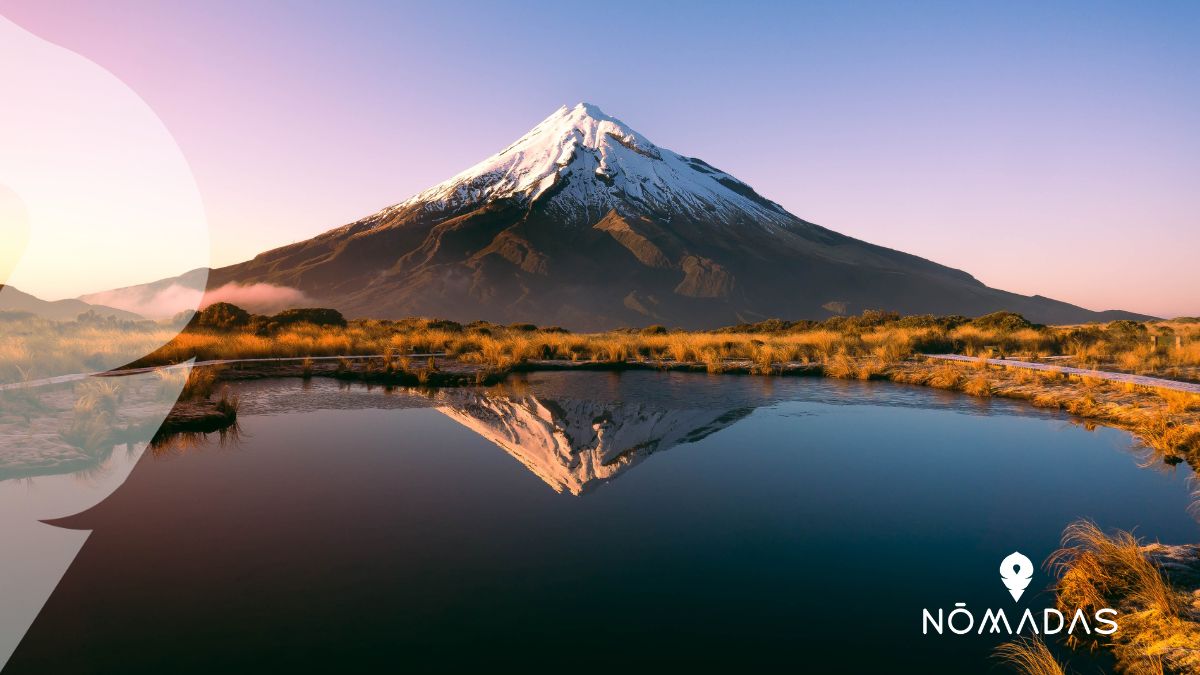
(208, 103), (1152, 328)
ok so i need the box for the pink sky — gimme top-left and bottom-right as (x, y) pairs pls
(2, 1), (1197, 317)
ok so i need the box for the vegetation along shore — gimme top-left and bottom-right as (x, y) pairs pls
(4, 302), (1198, 465)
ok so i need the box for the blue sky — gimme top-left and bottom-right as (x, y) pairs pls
(4, 0), (1198, 315)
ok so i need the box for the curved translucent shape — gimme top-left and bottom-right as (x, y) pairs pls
(0, 15), (209, 666)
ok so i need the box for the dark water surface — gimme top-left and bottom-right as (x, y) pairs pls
(7, 372), (1197, 673)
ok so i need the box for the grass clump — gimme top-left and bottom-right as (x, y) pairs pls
(60, 380), (124, 451)
(992, 636), (1067, 675)
(963, 374), (994, 397)
(213, 387), (240, 418)
(1048, 520), (1200, 675)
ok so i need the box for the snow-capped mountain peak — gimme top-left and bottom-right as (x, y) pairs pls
(391, 102), (793, 227)
(207, 102), (1149, 329)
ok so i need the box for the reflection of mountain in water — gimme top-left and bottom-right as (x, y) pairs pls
(432, 389), (751, 495)
(146, 371), (1074, 498)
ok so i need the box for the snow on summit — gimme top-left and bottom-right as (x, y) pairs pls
(208, 102), (1146, 329)
(391, 103), (794, 227)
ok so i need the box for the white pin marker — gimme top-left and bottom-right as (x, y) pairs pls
(999, 551), (1034, 602)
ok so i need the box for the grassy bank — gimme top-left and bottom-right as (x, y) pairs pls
(135, 308), (1200, 376)
(5, 306), (1200, 462)
(5, 306), (1197, 381)
(888, 359), (1200, 464)
(121, 306), (1200, 463)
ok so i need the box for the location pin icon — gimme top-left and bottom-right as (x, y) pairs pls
(999, 551), (1034, 602)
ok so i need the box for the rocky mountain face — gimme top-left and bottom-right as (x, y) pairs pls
(207, 103), (1152, 328)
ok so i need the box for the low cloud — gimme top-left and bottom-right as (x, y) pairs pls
(82, 283), (202, 319)
(201, 282), (310, 314)
(83, 281), (310, 319)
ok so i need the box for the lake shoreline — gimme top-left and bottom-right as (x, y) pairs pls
(182, 354), (1199, 469)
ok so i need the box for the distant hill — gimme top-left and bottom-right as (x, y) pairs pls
(0, 285), (143, 321)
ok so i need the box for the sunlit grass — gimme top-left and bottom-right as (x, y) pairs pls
(1048, 520), (1200, 675)
(7, 311), (1196, 385)
(7, 309), (1200, 461)
(992, 636), (1067, 675)
(0, 315), (179, 383)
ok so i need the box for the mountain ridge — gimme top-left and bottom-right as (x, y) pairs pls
(0, 284), (143, 322)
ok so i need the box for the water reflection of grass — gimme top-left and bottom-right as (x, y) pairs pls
(149, 423), (241, 456)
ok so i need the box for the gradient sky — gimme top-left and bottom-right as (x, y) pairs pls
(3, 0), (1197, 317)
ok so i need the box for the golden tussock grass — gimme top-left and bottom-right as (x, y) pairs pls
(124, 313), (1029, 373)
(9, 311), (1196, 387)
(1160, 390), (1200, 414)
(1048, 520), (1200, 675)
(992, 636), (1067, 675)
(963, 373), (994, 397)
(924, 363), (966, 389)
(0, 316), (179, 382)
(155, 365), (224, 400)
(213, 386), (241, 418)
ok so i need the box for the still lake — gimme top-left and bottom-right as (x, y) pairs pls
(7, 371), (1198, 673)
